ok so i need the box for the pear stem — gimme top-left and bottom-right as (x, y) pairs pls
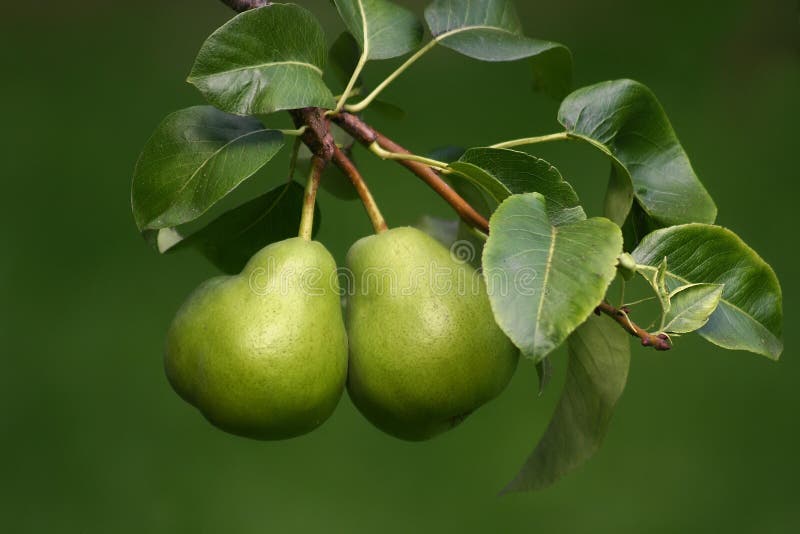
(298, 155), (324, 241)
(332, 146), (388, 233)
(331, 112), (490, 234)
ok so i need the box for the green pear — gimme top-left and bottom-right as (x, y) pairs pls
(165, 237), (348, 440)
(346, 227), (519, 441)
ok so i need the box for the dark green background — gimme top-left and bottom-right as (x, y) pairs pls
(2, 0), (797, 531)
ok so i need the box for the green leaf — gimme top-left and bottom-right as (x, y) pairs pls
(503, 314), (630, 493)
(329, 32), (362, 90)
(633, 224), (783, 359)
(559, 79), (717, 227)
(414, 215), (485, 269)
(131, 106), (284, 232)
(415, 215), (459, 247)
(428, 146), (467, 163)
(333, 0), (423, 60)
(188, 4), (335, 115)
(483, 193), (623, 361)
(424, 0), (570, 69)
(449, 148), (585, 226)
(531, 45), (573, 100)
(662, 283), (724, 334)
(638, 256), (671, 316)
(173, 181), (317, 274)
(621, 201), (660, 249)
(603, 165), (635, 226)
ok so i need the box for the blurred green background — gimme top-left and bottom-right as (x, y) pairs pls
(2, 0), (797, 531)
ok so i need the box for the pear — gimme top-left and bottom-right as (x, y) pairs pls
(346, 227), (519, 441)
(165, 238), (348, 440)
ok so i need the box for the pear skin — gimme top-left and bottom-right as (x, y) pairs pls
(165, 237), (347, 440)
(346, 227), (519, 440)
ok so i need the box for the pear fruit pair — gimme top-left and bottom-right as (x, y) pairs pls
(165, 227), (517, 441)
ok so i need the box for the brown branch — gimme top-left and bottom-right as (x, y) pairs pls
(332, 146), (388, 233)
(219, 0), (271, 12)
(596, 302), (671, 351)
(289, 107), (335, 162)
(333, 112), (491, 234)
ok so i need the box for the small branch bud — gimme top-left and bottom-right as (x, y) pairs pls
(597, 302), (672, 352)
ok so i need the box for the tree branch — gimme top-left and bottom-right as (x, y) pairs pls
(333, 112), (490, 234)
(289, 107), (335, 163)
(332, 146), (388, 233)
(219, 0), (271, 12)
(596, 302), (671, 351)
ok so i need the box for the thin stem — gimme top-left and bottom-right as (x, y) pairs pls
(490, 131), (570, 149)
(345, 39), (438, 113)
(331, 112), (490, 233)
(622, 296), (657, 307)
(596, 302), (671, 351)
(369, 142), (450, 171)
(371, 130), (490, 233)
(335, 50), (368, 112)
(333, 86), (362, 101)
(332, 146), (388, 233)
(278, 126), (307, 137)
(298, 156), (324, 240)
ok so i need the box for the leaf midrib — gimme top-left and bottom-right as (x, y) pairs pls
(150, 128), (275, 226)
(191, 60), (323, 80)
(357, 0), (370, 59)
(435, 24), (519, 42)
(533, 224), (558, 348)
